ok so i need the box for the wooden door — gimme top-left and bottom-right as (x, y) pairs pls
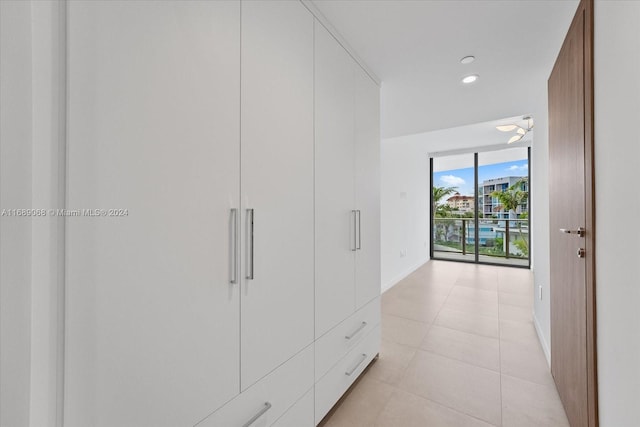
(65, 2), (241, 426)
(355, 66), (381, 309)
(315, 22), (357, 337)
(240, 0), (314, 390)
(548, 0), (597, 426)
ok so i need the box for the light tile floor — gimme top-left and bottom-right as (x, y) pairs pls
(322, 261), (569, 427)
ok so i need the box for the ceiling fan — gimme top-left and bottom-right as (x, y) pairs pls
(496, 116), (534, 144)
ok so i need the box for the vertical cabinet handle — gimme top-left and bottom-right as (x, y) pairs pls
(351, 210), (357, 251)
(242, 402), (272, 427)
(356, 210), (362, 250)
(230, 209), (238, 284)
(246, 209), (254, 280)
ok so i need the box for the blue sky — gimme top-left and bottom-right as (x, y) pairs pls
(433, 159), (528, 196)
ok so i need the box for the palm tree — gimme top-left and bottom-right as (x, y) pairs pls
(432, 186), (458, 217)
(432, 186), (458, 244)
(491, 179), (529, 254)
(490, 179), (528, 214)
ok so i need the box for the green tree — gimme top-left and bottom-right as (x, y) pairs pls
(432, 186), (458, 218)
(491, 179), (529, 254)
(490, 179), (528, 214)
(514, 239), (529, 257)
(432, 185), (458, 244)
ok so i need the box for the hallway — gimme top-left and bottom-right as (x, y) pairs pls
(321, 261), (568, 427)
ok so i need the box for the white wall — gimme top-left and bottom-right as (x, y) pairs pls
(380, 138), (429, 291)
(0, 2), (33, 426)
(530, 88), (552, 364)
(594, 2), (640, 425)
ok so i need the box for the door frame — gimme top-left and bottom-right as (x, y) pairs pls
(583, 1), (598, 424)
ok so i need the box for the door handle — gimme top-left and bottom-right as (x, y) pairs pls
(246, 209), (254, 280)
(230, 209), (238, 284)
(351, 210), (357, 251)
(559, 227), (585, 237)
(242, 402), (272, 427)
(356, 210), (362, 250)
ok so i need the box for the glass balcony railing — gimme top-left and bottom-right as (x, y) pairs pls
(432, 217), (529, 266)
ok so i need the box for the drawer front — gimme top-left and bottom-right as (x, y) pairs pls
(314, 325), (381, 425)
(315, 297), (380, 379)
(197, 344), (313, 427)
(271, 388), (314, 427)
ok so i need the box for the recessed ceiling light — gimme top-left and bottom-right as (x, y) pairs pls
(460, 55), (475, 64)
(462, 74), (478, 84)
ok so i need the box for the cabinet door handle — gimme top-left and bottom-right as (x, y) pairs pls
(351, 210), (357, 251)
(242, 402), (272, 427)
(345, 353), (367, 376)
(356, 210), (362, 250)
(230, 209), (238, 284)
(246, 209), (254, 280)
(345, 321), (367, 340)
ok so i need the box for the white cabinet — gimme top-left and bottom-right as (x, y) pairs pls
(314, 23), (381, 335)
(272, 389), (315, 427)
(197, 345), (314, 427)
(240, 0), (315, 391)
(315, 297), (381, 380)
(314, 325), (381, 424)
(355, 67), (382, 309)
(63, 2), (377, 426)
(313, 21), (381, 425)
(314, 22), (357, 338)
(66, 1), (315, 425)
(65, 2), (241, 426)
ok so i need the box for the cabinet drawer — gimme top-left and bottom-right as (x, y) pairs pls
(315, 297), (380, 379)
(198, 344), (313, 427)
(271, 388), (314, 427)
(314, 325), (381, 425)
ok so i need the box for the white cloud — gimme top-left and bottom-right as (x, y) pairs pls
(506, 164), (528, 172)
(440, 175), (465, 186)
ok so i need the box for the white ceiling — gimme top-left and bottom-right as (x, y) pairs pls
(385, 114), (534, 153)
(312, 0), (579, 139)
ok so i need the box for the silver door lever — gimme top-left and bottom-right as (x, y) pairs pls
(559, 227), (585, 237)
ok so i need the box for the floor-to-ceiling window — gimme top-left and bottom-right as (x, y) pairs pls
(431, 153), (477, 263)
(431, 147), (530, 268)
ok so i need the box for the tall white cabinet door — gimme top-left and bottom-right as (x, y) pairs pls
(314, 23), (357, 337)
(355, 68), (381, 309)
(240, 1), (314, 390)
(65, 2), (240, 426)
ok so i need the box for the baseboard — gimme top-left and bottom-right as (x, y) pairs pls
(533, 311), (551, 367)
(381, 257), (429, 294)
